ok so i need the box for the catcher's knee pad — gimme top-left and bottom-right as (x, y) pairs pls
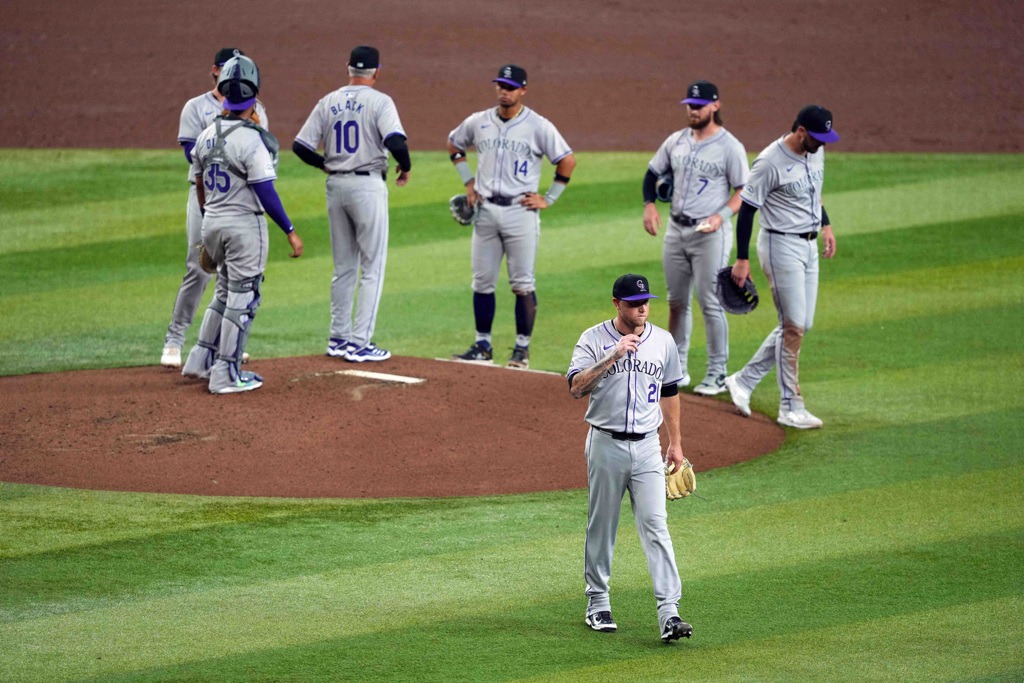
(219, 275), (263, 364)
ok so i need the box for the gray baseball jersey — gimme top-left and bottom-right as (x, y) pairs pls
(568, 321), (684, 433)
(567, 320), (685, 633)
(178, 92), (269, 182)
(741, 136), (824, 233)
(295, 85), (406, 350)
(732, 136), (829, 416)
(190, 119), (277, 216)
(648, 128), (748, 220)
(448, 106), (571, 198)
(649, 128), (749, 384)
(294, 85), (405, 173)
(163, 93), (269, 353)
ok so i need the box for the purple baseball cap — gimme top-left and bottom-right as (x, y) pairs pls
(681, 80), (719, 106)
(794, 105), (840, 143)
(613, 274), (659, 301)
(223, 97), (256, 111)
(493, 64), (527, 89)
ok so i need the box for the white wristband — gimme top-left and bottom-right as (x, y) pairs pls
(718, 205), (734, 222)
(455, 161), (474, 186)
(544, 182), (567, 205)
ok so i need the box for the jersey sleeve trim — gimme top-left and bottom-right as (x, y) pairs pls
(550, 150), (573, 164)
(293, 137), (318, 152)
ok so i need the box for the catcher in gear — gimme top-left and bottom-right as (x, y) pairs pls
(665, 458), (697, 500)
(715, 266), (759, 315)
(449, 194), (477, 226)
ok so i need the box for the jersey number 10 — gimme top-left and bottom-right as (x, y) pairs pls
(334, 120), (360, 154)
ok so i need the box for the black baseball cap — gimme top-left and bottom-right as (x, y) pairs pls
(681, 80), (719, 106)
(613, 274), (659, 301)
(493, 64), (527, 89)
(349, 46), (380, 69)
(214, 48), (243, 66)
(793, 105), (840, 143)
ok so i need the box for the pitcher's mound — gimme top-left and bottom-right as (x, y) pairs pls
(0, 356), (783, 498)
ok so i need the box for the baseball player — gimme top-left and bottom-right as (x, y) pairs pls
(293, 45), (411, 363)
(643, 81), (749, 396)
(724, 105), (840, 428)
(447, 64), (576, 369)
(180, 52), (303, 393)
(161, 48), (269, 369)
(567, 273), (694, 643)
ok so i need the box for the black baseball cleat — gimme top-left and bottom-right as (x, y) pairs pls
(507, 345), (529, 369)
(585, 611), (617, 633)
(453, 342), (493, 363)
(660, 616), (693, 643)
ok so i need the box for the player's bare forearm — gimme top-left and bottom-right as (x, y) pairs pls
(570, 335), (638, 399)
(555, 153), (576, 179)
(643, 202), (661, 236)
(731, 259), (751, 288)
(821, 224), (836, 259)
(659, 393), (684, 468)
(195, 175), (206, 212)
(286, 231), (303, 258)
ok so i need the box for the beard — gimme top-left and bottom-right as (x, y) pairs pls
(689, 115), (712, 130)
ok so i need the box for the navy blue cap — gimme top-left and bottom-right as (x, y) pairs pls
(613, 274), (659, 301)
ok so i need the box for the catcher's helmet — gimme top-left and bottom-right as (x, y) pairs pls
(715, 266), (759, 315)
(217, 51), (260, 110)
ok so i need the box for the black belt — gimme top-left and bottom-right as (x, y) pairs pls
(330, 170), (387, 181)
(764, 228), (818, 241)
(670, 214), (700, 227)
(485, 195), (518, 206)
(594, 427), (648, 442)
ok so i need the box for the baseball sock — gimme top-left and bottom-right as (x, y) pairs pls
(473, 292), (496, 345)
(514, 291), (537, 345)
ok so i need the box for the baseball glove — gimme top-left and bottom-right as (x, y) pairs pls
(449, 194), (477, 226)
(716, 266), (759, 315)
(197, 242), (218, 274)
(655, 172), (674, 203)
(666, 458), (696, 500)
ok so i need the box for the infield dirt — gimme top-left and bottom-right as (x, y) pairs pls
(2, 0), (1010, 496)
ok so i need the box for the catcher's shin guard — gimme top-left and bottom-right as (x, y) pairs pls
(182, 297), (226, 378)
(217, 275), (263, 376)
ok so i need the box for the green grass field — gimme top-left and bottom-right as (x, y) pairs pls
(1, 150), (1023, 682)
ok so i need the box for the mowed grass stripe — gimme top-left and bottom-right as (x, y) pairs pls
(4, 527), (1020, 681)
(3, 465), (1018, 625)
(516, 596), (1024, 683)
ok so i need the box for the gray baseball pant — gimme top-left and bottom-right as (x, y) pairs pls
(165, 185), (214, 348)
(663, 217), (733, 378)
(326, 174), (389, 347)
(584, 428), (682, 631)
(471, 202), (539, 295)
(183, 214), (268, 390)
(732, 229), (819, 412)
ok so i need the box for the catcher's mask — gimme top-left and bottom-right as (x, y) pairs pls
(217, 52), (260, 111)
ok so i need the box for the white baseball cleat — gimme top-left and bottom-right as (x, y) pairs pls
(679, 372), (691, 387)
(777, 409), (823, 429)
(693, 373), (727, 396)
(160, 346), (181, 369)
(724, 373), (751, 417)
